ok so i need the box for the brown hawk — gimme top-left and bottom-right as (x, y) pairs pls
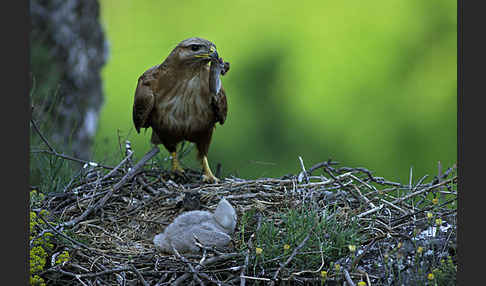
(132, 37), (229, 183)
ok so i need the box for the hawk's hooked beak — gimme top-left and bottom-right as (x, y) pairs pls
(209, 50), (219, 60)
(209, 46), (218, 59)
(194, 46), (218, 60)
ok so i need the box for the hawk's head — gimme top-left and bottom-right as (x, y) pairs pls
(170, 37), (219, 66)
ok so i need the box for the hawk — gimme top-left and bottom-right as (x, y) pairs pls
(132, 37), (229, 183)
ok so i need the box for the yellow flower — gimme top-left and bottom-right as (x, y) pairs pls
(334, 263), (341, 271)
(55, 250), (71, 265)
(432, 197), (439, 204)
(427, 273), (435, 280)
(320, 270), (327, 279)
(348, 245), (356, 253)
(39, 209), (49, 217)
(417, 246), (423, 254)
(397, 242), (402, 249)
(426, 212), (433, 219)
(357, 282), (367, 286)
(30, 246), (47, 274)
(255, 247), (263, 255)
(435, 218), (443, 226)
(30, 274), (45, 286)
(284, 244), (290, 251)
(43, 232), (53, 238)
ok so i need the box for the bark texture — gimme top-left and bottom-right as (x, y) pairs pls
(30, 0), (109, 159)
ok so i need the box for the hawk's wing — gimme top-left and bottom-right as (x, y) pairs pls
(132, 65), (158, 133)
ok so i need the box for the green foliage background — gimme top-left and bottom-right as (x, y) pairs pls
(95, 0), (456, 183)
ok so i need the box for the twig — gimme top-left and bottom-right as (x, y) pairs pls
(240, 248), (250, 286)
(356, 268), (372, 286)
(200, 253), (240, 267)
(113, 146), (160, 190)
(239, 276), (271, 282)
(343, 268), (356, 286)
(137, 176), (160, 196)
(102, 151), (134, 180)
(412, 174), (429, 192)
(350, 239), (376, 271)
(173, 251), (241, 285)
(439, 227), (455, 264)
(172, 244), (205, 286)
(323, 166), (348, 190)
(306, 159), (340, 175)
(297, 156), (309, 183)
(351, 184), (376, 208)
(30, 117), (56, 152)
(62, 169), (84, 193)
(379, 198), (408, 215)
(31, 118), (114, 170)
(125, 140), (134, 167)
(391, 177), (456, 205)
(349, 174), (378, 193)
(36, 214), (91, 251)
(408, 166), (413, 190)
(270, 224), (315, 285)
(241, 213), (262, 285)
(291, 237), (325, 277)
(50, 265), (131, 278)
(357, 204), (384, 218)
(59, 146), (160, 228)
(130, 264), (150, 286)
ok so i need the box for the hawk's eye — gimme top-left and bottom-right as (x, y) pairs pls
(190, 44), (201, 51)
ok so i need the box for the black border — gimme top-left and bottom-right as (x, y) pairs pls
(5, 0), (30, 284)
(458, 0), (482, 284)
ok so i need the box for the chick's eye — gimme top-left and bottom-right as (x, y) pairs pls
(190, 45), (201, 51)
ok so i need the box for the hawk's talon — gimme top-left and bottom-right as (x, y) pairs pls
(202, 174), (220, 184)
(201, 155), (219, 184)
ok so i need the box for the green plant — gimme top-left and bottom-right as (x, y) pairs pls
(237, 203), (363, 279)
(29, 190), (71, 286)
(433, 256), (456, 285)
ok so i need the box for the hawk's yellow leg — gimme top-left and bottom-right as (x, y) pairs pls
(201, 156), (219, 183)
(171, 152), (184, 174)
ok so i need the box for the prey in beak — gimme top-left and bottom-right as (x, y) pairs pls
(209, 52), (229, 96)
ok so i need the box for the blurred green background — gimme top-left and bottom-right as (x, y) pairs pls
(94, 0), (457, 183)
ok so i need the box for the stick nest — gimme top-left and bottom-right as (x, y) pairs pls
(38, 148), (457, 285)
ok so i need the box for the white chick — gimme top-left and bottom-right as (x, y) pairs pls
(153, 198), (237, 254)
